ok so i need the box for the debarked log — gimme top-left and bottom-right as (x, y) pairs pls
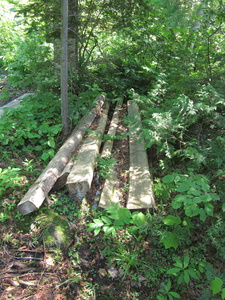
(98, 100), (122, 208)
(66, 103), (109, 199)
(17, 95), (105, 215)
(127, 100), (156, 209)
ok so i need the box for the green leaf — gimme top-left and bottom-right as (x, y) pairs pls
(164, 279), (171, 292)
(101, 216), (112, 225)
(104, 226), (116, 236)
(187, 268), (199, 280)
(163, 215), (181, 226)
(222, 202), (225, 212)
(162, 174), (175, 183)
(35, 145), (42, 151)
(176, 182), (189, 192)
(87, 223), (97, 231)
(200, 194), (211, 202)
(161, 232), (179, 249)
(47, 139), (55, 148)
(210, 277), (223, 295)
(192, 197), (202, 203)
(183, 255), (190, 269)
(169, 292), (181, 298)
(204, 203), (214, 216)
(221, 288), (225, 299)
(183, 270), (190, 284)
(167, 267), (181, 275)
(171, 201), (182, 209)
(41, 152), (49, 161)
(93, 219), (104, 226)
(188, 188), (201, 196)
(177, 273), (184, 285)
(94, 227), (101, 236)
(199, 208), (206, 222)
(174, 258), (183, 268)
(211, 193), (220, 201)
(131, 212), (147, 226)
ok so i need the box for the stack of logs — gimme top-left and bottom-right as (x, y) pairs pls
(17, 95), (155, 215)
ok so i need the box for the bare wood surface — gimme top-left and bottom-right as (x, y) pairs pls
(52, 160), (74, 190)
(17, 96), (105, 215)
(101, 100), (122, 157)
(127, 100), (155, 209)
(66, 103), (109, 199)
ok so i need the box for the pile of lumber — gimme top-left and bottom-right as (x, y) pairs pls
(17, 95), (155, 215)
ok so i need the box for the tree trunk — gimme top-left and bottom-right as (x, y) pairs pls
(17, 96), (105, 215)
(61, 0), (69, 136)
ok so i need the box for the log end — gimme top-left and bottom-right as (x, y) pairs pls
(66, 181), (89, 200)
(17, 201), (38, 215)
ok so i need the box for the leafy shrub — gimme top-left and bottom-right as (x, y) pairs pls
(87, 203), (148, 236)
(207, 219), (225, 261)
(0, 167), (22, 197)
(0, 93), (61, 162)
(96, 154), (116, 179)
(162, 173), (219, 222)
(4, 32), (54, 89)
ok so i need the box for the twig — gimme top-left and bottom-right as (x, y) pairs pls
(55, 279), (72, 289)
(0, 272), (56, 279)
(3, 246), (43, 261)
(0, 268), (34, 276)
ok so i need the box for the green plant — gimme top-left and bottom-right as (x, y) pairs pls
(96, 154), (116, 179)
(207, 218), (225, 261)
(87, 203), (132, 236)
(166, 254), (200, 286)
(157, 280), (181, 300)
(210, 277), (225, 299)
(0, 167), (23, 197)
(0, 93), (62, 162)
(51, 193), (81, 221)
(113, 245), (141, 279)
(160, 215), (194, 250)
(162, 173), (220, 221)
(5, 32), (54, 89)
(68, 247), (81, 265)
(87, 203), (149, 236)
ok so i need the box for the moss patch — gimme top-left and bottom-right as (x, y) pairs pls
(34, 211), (72, 250)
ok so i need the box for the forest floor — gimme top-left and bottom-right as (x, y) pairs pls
(1, 94), (217, 300)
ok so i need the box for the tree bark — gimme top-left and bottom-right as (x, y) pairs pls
(17, 96), (105, 215)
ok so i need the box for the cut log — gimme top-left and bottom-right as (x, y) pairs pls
(66, 103), (109, 199)
(17, 95), (105, 215)
(98, 167), (121, 209)
(98, 100), (122, 208)
(101, 100), (122, 157)
(127, 100), (155, 210)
